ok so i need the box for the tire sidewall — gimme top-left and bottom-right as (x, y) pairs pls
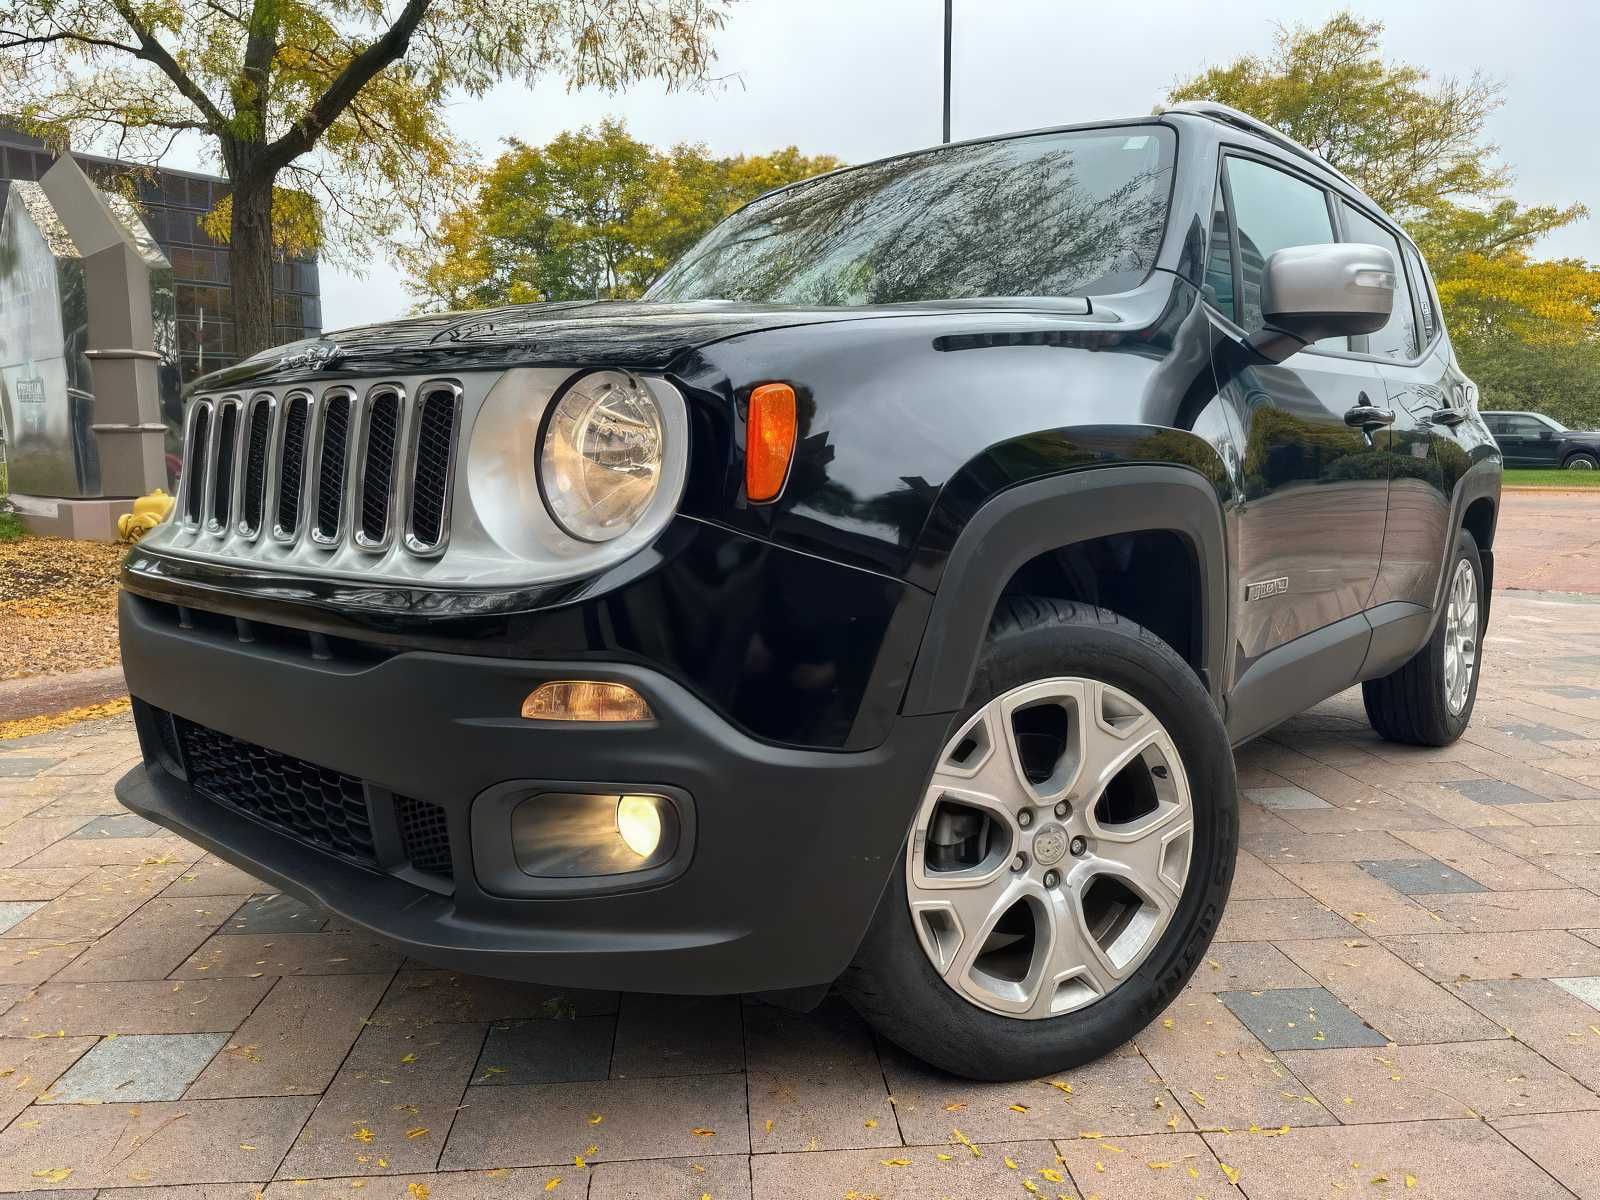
(849, 606), (1237, 1080)
(1436, 529), (1485, 737)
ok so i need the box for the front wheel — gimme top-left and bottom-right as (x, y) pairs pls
(1564, 451), (1598, 471)
(839, 598), (1237, 1081)
(1363, 528), (1484, 746)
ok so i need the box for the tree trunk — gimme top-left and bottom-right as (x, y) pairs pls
(230, 173), (276, 358)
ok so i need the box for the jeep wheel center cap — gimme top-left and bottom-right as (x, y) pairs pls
(1032, 822), (1069, 866)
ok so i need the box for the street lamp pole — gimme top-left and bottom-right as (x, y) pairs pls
(942, 0), (953, 143)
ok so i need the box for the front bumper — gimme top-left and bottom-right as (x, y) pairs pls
(116, 591), (948, 993)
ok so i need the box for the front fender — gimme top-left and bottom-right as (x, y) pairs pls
(901, 462), (1230, 717)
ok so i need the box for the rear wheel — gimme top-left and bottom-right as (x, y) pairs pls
(1363, 528), (1484, 746)
(839, 598), (1236, 1080)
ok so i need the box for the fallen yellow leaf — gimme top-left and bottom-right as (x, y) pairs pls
(31, 1169), (73, 1183)
(880, 1158), (912, 1167)
(692, 1128), (716, 1138)
(405, 1128), (428, 1139)
(544, 1179), (560, 1193)
(407, 1186), (429, 1200)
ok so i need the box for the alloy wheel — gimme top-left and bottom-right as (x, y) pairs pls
(1443, 558), (1479, 715)
(905, 678), (1193, 1019)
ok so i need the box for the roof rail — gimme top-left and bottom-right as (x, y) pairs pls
(1163, 101), (1360, 191)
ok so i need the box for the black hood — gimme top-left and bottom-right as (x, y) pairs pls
(187, 296), (1097, 393)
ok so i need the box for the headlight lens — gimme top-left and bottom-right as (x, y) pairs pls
(539, 370), (664, 542)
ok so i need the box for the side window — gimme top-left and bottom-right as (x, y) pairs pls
(1506, 416), (1542, 437)
(1223, 157), (1338, 340)
(1402, 242), (1440, 346)
(1339, 202), (1419, 360)
(1203, 182), (1235, 321)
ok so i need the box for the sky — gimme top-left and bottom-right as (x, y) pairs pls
(172, 0), (1600, 331)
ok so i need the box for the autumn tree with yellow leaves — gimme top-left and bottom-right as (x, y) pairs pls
(0, 0), (734, 357)
(407, 118), (839, 309)
(1170, 12), (1600, 425)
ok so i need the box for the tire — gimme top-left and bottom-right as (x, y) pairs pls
(838, 597), (1237, 1081)
(1564, 451), (1598, 471)
(1362, 528), (1484, 746)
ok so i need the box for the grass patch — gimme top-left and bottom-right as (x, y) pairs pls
(0, 510), (25, 541)
(1504, 469), (1600, 488)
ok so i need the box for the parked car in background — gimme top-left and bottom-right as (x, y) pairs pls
(116, 102), (1501, 1081)
(1482, 411), (1600, 469)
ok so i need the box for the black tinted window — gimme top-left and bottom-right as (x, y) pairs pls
(1203, 182), (1235, 320)
(648, 126), (1175, 305)
(1402, 242), (1439, 346)
(1340, 202), (1418, 360)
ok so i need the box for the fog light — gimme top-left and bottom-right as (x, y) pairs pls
(521, 681), (653, 723)
(617, 794), (663, 858)
(511, 791), (679, 878)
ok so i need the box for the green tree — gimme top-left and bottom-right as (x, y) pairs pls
(408, 119), (839, 309)
(0, 1), (732, 356)
(1168, 12), (1600, 414)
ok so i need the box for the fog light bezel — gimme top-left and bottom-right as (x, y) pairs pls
(471, 779), (696, 899)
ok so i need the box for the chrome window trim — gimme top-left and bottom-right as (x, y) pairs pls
(403, 379), (463, 558)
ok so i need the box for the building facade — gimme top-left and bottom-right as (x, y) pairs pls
(0, 124), (323, 385)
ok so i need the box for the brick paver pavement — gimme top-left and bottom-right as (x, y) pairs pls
(3, 586), (1600, 1198)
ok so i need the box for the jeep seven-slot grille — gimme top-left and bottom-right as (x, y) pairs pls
(176, 381), (460, 558)
(174, 717), (377, 866)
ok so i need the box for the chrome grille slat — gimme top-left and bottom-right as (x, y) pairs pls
(274, 392), (311, 540)
(209, 398), (240, 531)
(356, 387), (402, 548)
(179, 377), (459, 559)
(407, 383), (460, 554)
(312, 389), (353, 545)
(183, 401), (212, 525)
(240, 395), (274, 537)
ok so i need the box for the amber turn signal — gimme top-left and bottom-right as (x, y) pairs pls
(521, 681), (653, 722)
(746, 382), (797, 503)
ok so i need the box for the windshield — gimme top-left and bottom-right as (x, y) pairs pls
(646, 125), (1176, 306)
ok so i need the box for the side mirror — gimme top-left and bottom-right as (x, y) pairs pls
(1248, 243), (1397, 363)
(1539, 430), (1554, 441)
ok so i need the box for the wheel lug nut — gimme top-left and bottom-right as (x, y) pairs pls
(1017, 810), (1033, 828)
(1043, 869), (1060, 889)
(1011, 853), (1027, 872)
(1053, 801), (1069, 818)
(1070, 836), (1087, 857)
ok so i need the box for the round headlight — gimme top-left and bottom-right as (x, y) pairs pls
(539, 371), (664, 542)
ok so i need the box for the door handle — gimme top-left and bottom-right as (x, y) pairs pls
(1430, 408), (1468, 427)
(1344, 403), (1395, 429)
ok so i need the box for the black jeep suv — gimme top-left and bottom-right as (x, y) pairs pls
(116, 102), (1501, 1080)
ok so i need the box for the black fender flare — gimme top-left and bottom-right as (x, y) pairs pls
(901, 464), (1231, 716)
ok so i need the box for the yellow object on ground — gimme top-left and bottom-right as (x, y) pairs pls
(0, 696), (131, 741)
(117, 489), (175, 542)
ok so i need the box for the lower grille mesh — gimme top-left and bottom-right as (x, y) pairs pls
(396, 795), (453, 878)
(175, 718), (377, 867)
